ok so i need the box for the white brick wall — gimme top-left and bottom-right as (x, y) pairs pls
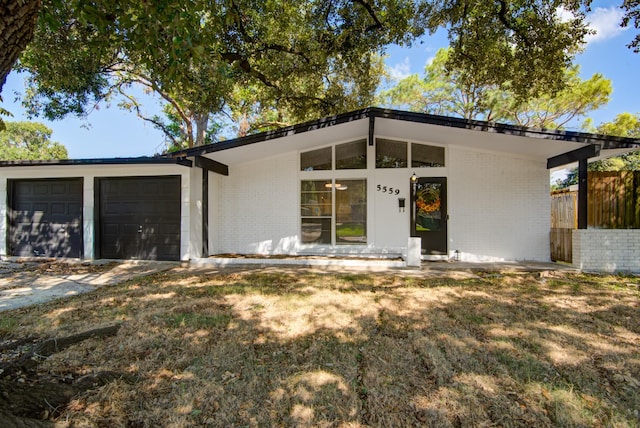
(214, 153), (299, 254)
(210, 142), (552, 262)
(447, 146), (550, 262)
(573, 229), (640, 273)
(189, 167), (203, 258)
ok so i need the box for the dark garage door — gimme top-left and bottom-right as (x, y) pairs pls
(8, 178), (83, 258)
(97, 176), (181, 261)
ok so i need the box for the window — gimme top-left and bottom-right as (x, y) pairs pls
(300, 180), (332, 244)
(300, 179), (367, 245)
(376, 138), (407, 168)
(300, 147), (331, 171)
(412, 143), (445, 167)
(336, 180), (367, 244)
(336, 139), (367, 169)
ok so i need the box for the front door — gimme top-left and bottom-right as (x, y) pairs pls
(412, 177), (447, 255)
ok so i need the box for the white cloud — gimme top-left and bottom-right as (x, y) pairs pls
(556, 6), (575, 23)
(425, 56), (436, 68)
(556, 6), (628, 46)
(585, 7), (628, 44)
(389, 57), (411, 81)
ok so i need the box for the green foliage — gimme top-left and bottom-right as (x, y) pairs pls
(584, 112), (640, 138)
(15, 1), (617, 149)
(380, 48), (503, 120)
(0, 94), (12, 132)
(507, 67), (611, 128)
(380, 47), (612, 129)
(424, 1), (592, 101)
(553, 113), (640, 189)
(18, 0), (419, 147)
(0, 121), (68, 160)
(585, 113), (640, 172)
(622, 0), (640, 52)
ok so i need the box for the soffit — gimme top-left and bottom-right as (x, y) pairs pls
(200, 116), (591, 166)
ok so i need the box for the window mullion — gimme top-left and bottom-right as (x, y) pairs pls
(331, 178), (336, 246)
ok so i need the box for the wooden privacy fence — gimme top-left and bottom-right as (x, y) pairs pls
(550, 171), (640, 262)
(588, 171), (640, 229)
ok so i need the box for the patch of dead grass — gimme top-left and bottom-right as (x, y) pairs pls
(1, 268), (639, 426)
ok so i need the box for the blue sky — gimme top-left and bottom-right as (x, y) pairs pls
(2, 2), (638, 159)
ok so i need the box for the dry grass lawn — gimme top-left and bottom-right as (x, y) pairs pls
(1, 266), (639, 427)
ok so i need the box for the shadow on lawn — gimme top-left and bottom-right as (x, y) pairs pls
(3, 269), (638, 427)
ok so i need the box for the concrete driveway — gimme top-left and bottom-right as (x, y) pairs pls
(0, 260), (178, 312)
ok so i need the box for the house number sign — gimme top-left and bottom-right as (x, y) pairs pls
(376, 184), (400, 195)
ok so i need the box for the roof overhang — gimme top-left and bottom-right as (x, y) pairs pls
(171, 108), (640, 169)
(0, 157), (192, 168)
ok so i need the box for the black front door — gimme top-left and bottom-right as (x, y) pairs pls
(412, 177), (447, 255)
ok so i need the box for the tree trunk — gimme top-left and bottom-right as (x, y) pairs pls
(194, 112), (209, 146)
(1, 324), (122, 377)
(0, 0), (41, 94)
(0, 325), (128, 425)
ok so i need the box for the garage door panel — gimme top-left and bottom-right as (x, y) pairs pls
(157, 223), (180, 235)
(51, 183), (68, 195)
(9, 179), (83, 258)
(69, 202), (82, 216)
(51, 202), (67, 215)
(33, 183), (49, 195)
(98, 176), (181, 261)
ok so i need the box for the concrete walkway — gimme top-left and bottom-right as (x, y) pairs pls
(0, 260), (178, 312)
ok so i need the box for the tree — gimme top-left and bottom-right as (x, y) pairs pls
(380, 48), (612, 129)
(0, 121), (68, 160)
(0, 0), (40, 93)
(584, 112), (640, 171)
(584, 112), (640, 138)
(221, 54), (387, 137)
(0, 0), (41, 131)
(2, 1), (639, 143)
(622, 0), (640, 52)
(15, 0), (421, 149)
(380, 48), (506, 121)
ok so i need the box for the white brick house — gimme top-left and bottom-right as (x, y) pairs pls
(1, 108), (638, 267)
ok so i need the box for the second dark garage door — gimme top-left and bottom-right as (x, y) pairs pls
(96, 176), (181, 261)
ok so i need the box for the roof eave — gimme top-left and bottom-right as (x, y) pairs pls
(166, 107), (640, 159)
(0, 157), (192, 168)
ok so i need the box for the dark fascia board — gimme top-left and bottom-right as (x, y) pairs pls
(0, 157), (192, 168)
(194, 156), (229, 176)
(371, 108), (640, 149)
(167, 107), (640, 159)
(547, 144), (600, 169)
(172, 109), (370, 158)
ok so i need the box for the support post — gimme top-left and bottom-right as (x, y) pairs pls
(368, 115), (375, 146)
(410, 174), (417, 237)
(578, 158), (588, 229)
(202, 169), (209, 255)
